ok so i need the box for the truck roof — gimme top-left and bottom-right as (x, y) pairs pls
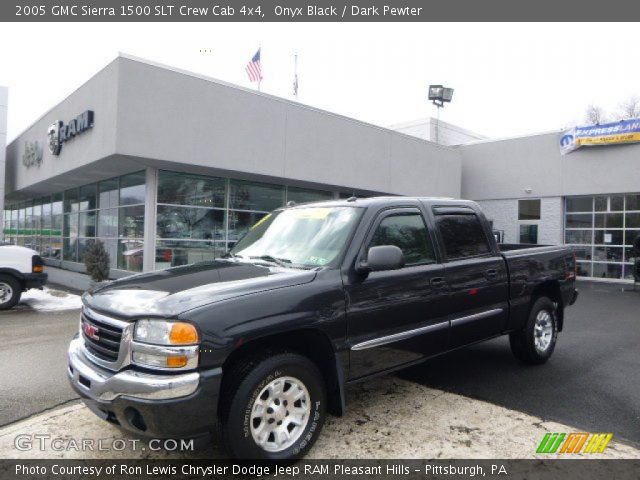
(285, 196), (480, 209)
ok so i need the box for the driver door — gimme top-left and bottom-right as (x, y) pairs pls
(344, 208), (449, 380)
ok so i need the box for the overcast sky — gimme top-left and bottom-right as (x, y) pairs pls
(1, 22), (639, 141)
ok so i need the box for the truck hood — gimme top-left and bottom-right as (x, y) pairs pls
(83, 260), (317, 318)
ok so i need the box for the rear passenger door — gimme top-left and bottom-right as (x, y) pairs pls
(432, 207), (509, 348)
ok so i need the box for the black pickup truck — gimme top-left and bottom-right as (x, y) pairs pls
(68, 197), (578, 459)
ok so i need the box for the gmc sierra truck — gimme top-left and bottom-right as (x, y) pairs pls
(68, 197), (578, 460)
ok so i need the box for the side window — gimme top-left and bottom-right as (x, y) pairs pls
(435, 213), (491, 259)
(369, 213), (435, 265)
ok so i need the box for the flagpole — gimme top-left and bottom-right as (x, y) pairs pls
(258, 44), (262, 92)
(294, 52), (298, 101)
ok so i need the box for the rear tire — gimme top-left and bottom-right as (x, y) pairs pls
(218, 352), (326, 460)
(0, 274), (22, 310)
(509, 296), (557, 365)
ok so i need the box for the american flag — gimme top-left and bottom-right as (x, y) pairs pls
(245, 48), (262, 83)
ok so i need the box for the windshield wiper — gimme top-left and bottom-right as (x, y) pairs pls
(250, 255), (292, 267)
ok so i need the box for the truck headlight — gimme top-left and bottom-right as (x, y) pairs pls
(134, 320), (199, 345)
(131, 320), (200, 370)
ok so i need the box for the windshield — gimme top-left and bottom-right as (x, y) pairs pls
(230, 206), (362, 268)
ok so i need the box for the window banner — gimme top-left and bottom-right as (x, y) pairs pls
(560, 118), (640, 154)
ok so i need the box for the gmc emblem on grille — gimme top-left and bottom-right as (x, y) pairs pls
(82, 322), (100, 340)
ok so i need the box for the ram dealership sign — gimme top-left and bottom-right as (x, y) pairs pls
(560, 118), (640, 154)
(47, 110), (94, 155)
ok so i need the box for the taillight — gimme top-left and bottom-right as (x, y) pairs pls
(32, 255), (45, 274)
(564, 251), (576, 280)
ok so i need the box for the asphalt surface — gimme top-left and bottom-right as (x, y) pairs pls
(0, 305), (80, 426)
(399, 280), (640, 446)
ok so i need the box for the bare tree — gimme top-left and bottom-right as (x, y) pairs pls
(585, 105), (607, 125)
(617, 97), (640, 120)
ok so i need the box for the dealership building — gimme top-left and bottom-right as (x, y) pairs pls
(3, 55), (640, 282)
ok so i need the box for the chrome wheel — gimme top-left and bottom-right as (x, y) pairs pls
(0, 282), (13, 305)
(534, 309), (553, 353)
(250, 376), (311, 452)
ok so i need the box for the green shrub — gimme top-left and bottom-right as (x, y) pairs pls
(84, 240), (110, 282)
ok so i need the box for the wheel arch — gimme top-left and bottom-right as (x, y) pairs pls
(530, 280), (564, 331)
(220, 328), (346, 417)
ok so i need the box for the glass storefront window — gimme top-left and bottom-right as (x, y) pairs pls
(566, 196), (593, 212)
(575, 262), (592, 277)
(565, 230), (592, 244)
(610, 195), (624, 211)
(64, 188), (79, 213)
(594, 213), (623, 229)
(156, 205), (225, 241)
(626, 213), (640, 229)
(63, 238), (78, 261)
(565, 213), (592, 229)
(230, 180), (284, 212)
(593, 246), (623, 262)
(573, 246), (593, 260)
(594, 196), (608, 212)
(625, 230), (640, 245)
(286, 187), (333, 204)
(98, 209), (119, 238)
(118, 239), (144, 272)
(99, 178), (119, 209)
(158, 171), (226, 208)
(120, 172), (146, 206)
(592, 262), (622, 279)
(64, 213), (79, 238)
(626, 194), (640, 211)
(42, 200), (52, 231)
(79, 211), (97, 237)
(155, 240), (227, 268)
(119, 205), (145, 238)
(79, 184), (97, 211)
(227, 210), (269, 246)
(565, 194), (640, 280)
(594, 230), (623, 245)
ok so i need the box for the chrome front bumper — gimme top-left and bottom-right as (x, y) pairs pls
(67, 336), (200, 402)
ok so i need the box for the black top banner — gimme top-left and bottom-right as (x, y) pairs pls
(3, 0), (640, 21)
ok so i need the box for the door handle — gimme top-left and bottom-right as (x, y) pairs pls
(430, 277), (446, 287)
(485, 269), (498, 278)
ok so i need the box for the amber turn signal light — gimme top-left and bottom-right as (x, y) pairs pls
(169, 322), (199, 345)
(166, 356), (189, 368)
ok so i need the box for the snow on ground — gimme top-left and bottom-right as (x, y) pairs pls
(20, 287), (83, 311)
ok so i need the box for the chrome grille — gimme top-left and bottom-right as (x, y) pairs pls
(80, 307), (133, 371)
(82, 311), (123, 361)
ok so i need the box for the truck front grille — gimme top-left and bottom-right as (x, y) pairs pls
(81, 310), (124, 363)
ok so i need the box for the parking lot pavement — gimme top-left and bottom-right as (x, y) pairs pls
(0, 305), (80, 426)
(399, 280), (640, 446)
(0, 377), (638, 459)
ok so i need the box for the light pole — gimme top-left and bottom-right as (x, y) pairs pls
(428, 85), (454, 144)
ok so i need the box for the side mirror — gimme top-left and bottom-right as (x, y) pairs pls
(358, 245), (405, 273)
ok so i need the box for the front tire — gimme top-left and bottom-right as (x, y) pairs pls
(219, 352), (326, 460)
(509, 296), (558, 364)
(0, 275), (22, 310)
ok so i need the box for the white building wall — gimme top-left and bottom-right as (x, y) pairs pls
(476, 196), (563, 245)
(390, 118), (486, 146)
